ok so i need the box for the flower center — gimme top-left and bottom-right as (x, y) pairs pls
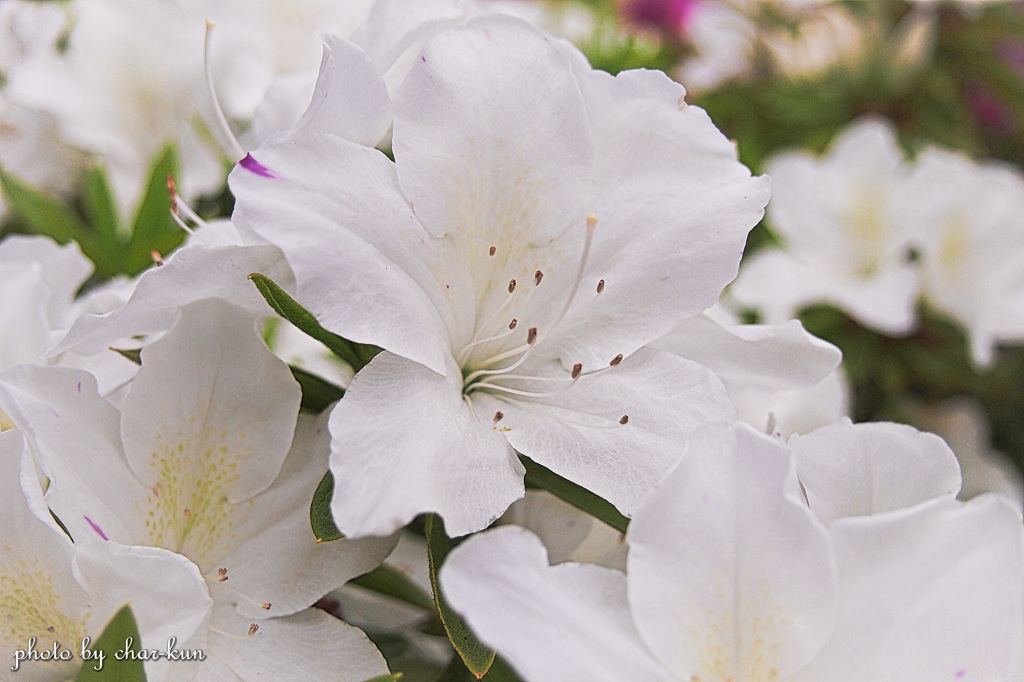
(456, 216), (629, 428)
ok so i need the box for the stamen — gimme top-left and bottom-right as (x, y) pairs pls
(534, 270), (544, 286)
(509, 319), (517, 330)
(489, 246), (496, 257)
(208, 625), (260, 640)
(207, 567), (271, 610)
(217, 567), (228, 582)
(610, 354), (623, 366)
(508, 279), (517, 294)
(204, 21), (247, 162)
(571, 363), (582, 379)
(493, 411), (504, 424)
(151, 250), (164, 267)
(166, 175), (197, 235)
(465, 380), (578, 399)
(527, 326), (538, 344)
(597, 279), (605, 294)
(619, 415), (629, 425)
(492, 397), (628, 429)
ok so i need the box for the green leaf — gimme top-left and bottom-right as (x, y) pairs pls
(124, 145), (186, 276)
(75, 604), (147, 682)
(248, 272), (380, 370)
(310, 471), (342, 542)
(0, 167), (100, 254)
(425, 514), (495, 679)
(81, 164), (121, 244)
(110, 348), (143, 365)
(521, 456), (628, 534)
(360, 673), (403, 682)
(290, 365), (345, 413)
(350, 564), (434, 613)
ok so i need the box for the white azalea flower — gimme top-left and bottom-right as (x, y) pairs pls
(2, 299), (394, 680)
(901, 147), (1024, 365)
(230, 16), (769, 537)
(442, 422), (1024, 681)
(731, 117), (921, 335)
(1, 429), (213, 682)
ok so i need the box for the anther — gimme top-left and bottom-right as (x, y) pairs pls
(619, 415), (629, 425)
(527, 327), (538, 345)
(610, 354), (623, 366)
(489, 246), (496, 257)
(217, 567), (228, 582)
(166, 175), (179, 215)
(597, 279), (605, 294)
(183, 508), (191, 517)
(508, 279), (517, 294)
(151, 250), (164, 267)
(534, 270), (544, 286)
(571, 363), (582, 379)
(508, 319), (517, 330)
(247, 624), (259, 637)
(493, 411), (504, 424)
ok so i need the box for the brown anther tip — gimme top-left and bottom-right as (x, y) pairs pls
(150, 250), (164, 267)
(596, 279), (605, 294)
(534, 270), (544, 286)
(508, 279), (517, 294)
(619, 415), (629, 425)
(493, 411), (504, 424)
(527, 326), (538, 344)
(247, 624), (258, 637)
(166, 175), (177, 194)
(571, 363), (582, 379)
(315, 538), (324, 544)
(508, 318), (517, 330)
(183, 508), (191, 517)
(610, 353), (623, 366)
(489, 246), (496, 257)
(261, 603), (271, 610)
(217, 567), (228, 582)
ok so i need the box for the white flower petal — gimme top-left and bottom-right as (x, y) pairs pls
(800, 495), (1024, 680)
(0, 365), (144, 544)
(628, 423), (837, 679)
(74, 542), (212, 682)
(392, 15), (593, 244)
(288, 34), (391, 147)
(442, 526), (671, 682)
(476, 348), (734, 515)
(121, 299), (300, 561)
(653, 315), (841, 392)
(230, 135), (454, 375)
(199, 603), (388, 682)
(217, 412), (397, 618)
(330, 351), (524, 537)
(50, 244), (295, 357)
(791, 419), (962, 523)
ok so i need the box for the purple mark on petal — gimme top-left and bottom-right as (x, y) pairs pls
(84, 515), (109, 541)
(421, 55), (427, 62)
(77, 381), (81, 393)
(240, 153), (276, 179)
(955, 671), (966, 679)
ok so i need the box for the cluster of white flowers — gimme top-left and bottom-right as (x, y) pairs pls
(1, 1), (1022, 681)
(731, 117), (1024, 366)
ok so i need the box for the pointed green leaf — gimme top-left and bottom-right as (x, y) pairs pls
(82, 163), (121, 244)
(426, 514), (495, 679)
(360, 673), (403, 682)
(75, 604), (147, 682)
(124, 145), (186, 275)
(350, 564), (434, 613)
(521, 456), (628, 534)
(248, 272), (380, 370)
(290, 365), (345, 413)
(311, 471), (342, 542)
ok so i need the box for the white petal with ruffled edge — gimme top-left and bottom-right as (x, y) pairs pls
(442, 526), (673, 681)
